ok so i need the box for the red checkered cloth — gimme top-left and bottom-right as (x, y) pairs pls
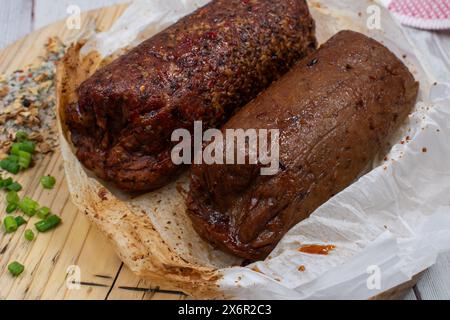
(388, 0), (450, 29)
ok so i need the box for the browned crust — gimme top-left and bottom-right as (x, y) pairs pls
(57, 43), (224, 299)
(65, 0), (316, 192)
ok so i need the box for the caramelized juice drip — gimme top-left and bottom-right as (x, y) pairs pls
(298, 244), (336, 255)
(252, 266), (262, 273)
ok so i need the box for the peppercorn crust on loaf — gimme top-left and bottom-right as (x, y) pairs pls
(187, 30), (419, 260)
(65, 0), (317, 192)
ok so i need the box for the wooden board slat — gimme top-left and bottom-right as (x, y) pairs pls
(144, 289), (188, 301)
(0, 155), (59, 299)
(0, 4), (149, 301)
(403, 288), (418, 301)
(0, 0), (33, 49)
(38, 204), (91, 299)
(416, 253), (450, 300)
(107, 265), (149, 300)
(2, 154), (69, 300)
(63, 227), (123, 300)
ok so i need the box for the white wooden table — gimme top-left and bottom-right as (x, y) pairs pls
(0, 0), (449, 300)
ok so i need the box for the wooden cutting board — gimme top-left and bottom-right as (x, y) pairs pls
(0, 4), (420, 300)
(0, 4), (186, 300)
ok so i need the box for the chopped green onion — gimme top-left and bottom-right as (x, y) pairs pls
(8, 261), (24, 277)
(0, 159), (20, 174)
(4, 216), (18, 233)
(37, 206), (51, 219)
(6, 181), (22, 192)
(8, 162), (20, 174)
(6, 203), (18, 214)
(18, 197), (39, 216)
(0, 159), (11, 168)
(10, 143), (22, 156)
(10, 141), (35, 155)
(7, 155), (19, 163)
(12, 141), (34, 153)
(19, 140), (36, 154)
(6, 191), (20, 204)
(18, 150), (32, 169)
(15, 216), (27, 227)
(1, 177), (13, 188)
(35, 214), (61, 232)
(40, 175), (56, 189)
(15, 131), (28, 142)
(1, 178), (13, 188)
(24, 229), (35, 241)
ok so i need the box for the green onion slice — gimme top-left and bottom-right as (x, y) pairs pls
(35, 214), (62, 232)
(15, 216), (27, 227)
(6, 191), (20, 204)
(24, 229), (35, 241)
(4, 216), (18, 233)
(6, 203), (18, 214)
(0, 160), (20, 174)
(6, 182), (22, 192)
(15, 131), (28, 142)
(18, 151), (32, 169)
(8, 261), (24, 277)
(40, 175), (56, 189)
(18, 197), (39, 216)
(37, 206), (51, 219)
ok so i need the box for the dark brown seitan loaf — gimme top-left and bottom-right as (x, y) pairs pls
(65, 0), (317, 191)
(187, 31), (419, 260)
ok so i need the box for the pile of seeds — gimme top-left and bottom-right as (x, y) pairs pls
(0, 37), (66, 159)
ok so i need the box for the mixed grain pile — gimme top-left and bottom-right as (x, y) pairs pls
(0, 37), (66, 159)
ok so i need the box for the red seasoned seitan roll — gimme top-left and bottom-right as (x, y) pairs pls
(65, 0), (316, 191)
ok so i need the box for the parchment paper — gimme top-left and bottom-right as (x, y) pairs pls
(57, 0), (450, 299)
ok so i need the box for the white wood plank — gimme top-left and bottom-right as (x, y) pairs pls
(402, 27), (450, 83)
(0, 0), (33, 49)
(416, 252), (450, 300)
(402, 288), (417, 300)
(34, 0), (128, 29)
